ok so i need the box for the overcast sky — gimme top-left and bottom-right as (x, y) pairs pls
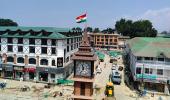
(1, 0), (170, 32)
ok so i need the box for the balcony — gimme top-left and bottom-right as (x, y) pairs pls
(137, 60), (170, 65)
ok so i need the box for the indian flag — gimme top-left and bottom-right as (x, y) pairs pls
(76, 14), (87, 23)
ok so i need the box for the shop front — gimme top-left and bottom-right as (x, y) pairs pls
(13, 66), (24, 80)
(2, 64), (13, 79)
(36, 67), (64, 83)
(24, 67), (36, 81)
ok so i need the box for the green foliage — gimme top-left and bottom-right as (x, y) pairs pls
(72, 27), (82, 32)
(85, 27), (93, 32)
(101, 28), (115, 34)
(115, 18), (157, 38)
(0, 18), (18, 26)
(93, 28), (100, 33)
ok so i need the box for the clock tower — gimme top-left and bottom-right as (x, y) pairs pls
(71, 32), (97, 100)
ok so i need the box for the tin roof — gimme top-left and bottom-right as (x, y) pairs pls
(127, 37), (170, 58)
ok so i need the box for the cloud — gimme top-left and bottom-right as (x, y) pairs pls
(124, 8), (170, 32)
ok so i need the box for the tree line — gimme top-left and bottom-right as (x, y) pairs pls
(1, 18), (168, 38)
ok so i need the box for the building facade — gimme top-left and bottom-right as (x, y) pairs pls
(89, 32), (119, 50)
(125, 37), (170, 93)
(0, 26), (82, 83)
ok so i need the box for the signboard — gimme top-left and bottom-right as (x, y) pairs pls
(14, 66), (24, 71)
(57, 57), (63, 67)
(136, 74), (157, 80)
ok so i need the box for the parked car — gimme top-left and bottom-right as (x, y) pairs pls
(111, 71), (121, 84)
(96, 67), (102, 74)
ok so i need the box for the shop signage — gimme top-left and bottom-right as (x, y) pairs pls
(14, 66), (24, 71)
(57, 57), (63, 67)
(36, 67), (64, 74)
(136, 74), (157, 80)
(24, 68), (36, 73)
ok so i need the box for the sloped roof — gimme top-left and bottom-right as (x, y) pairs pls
(127, 37), (170, 58)
(0, 26), (80, 39)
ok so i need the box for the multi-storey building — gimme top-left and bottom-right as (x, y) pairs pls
(89, 32), (119, 50)
(126, 37), (170, 93)
(0, 26), (82, 83)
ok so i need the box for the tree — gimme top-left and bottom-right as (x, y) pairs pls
(101, 28), (115, 34)
(115, 18), (157, 38)
(115, 18), (133, 36)
(85, 27), (93, 32)
(0, 18), (18, 26)
(72, 27), (82, 32)
(93, 28), (100, 33)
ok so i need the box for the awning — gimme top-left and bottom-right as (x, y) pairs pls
(24, 68), (36, 73)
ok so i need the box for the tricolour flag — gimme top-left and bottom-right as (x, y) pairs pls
(76, 13), (87, 23)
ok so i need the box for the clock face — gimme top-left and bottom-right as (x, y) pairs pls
(76, 61), (91, 77)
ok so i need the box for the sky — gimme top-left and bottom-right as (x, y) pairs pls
(1, 0), (170, 32)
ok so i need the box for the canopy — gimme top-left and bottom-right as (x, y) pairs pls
(95, 51), (105, 60)
(56, 79), (74, 85)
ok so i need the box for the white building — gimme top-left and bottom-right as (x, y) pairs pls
(0, 26), (82, 83)
(125, 37), (170, 93)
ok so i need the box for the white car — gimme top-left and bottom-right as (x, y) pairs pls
(96, 67), (102, 74)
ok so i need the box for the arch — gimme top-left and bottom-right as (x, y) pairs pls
(52, 60), (55, 66)
(7, 56), (14, 62)
(40, 59), (48, 65)
(17, 57), (24, 63)
(29, 58), (36, 64)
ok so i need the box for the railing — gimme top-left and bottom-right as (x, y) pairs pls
(137, 60), (170, 65)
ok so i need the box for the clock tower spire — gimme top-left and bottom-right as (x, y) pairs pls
(71, 31), (97, 100)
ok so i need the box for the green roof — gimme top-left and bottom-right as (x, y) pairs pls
(127, 37), (170, 58)
(0, 26), (81, 39)
(95, 51), (105, 60)
(108, 51), (122, 57)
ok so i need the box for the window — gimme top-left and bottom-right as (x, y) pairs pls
(71, 38), (73, 43)
(51, 39), (56, 46)
(18, 46), (23, 52)
(41, 39), (47, 45)
(110, 39), (112, 42)
(145, 68), (149, 74)
(149, 69), (153, 74)
(144, 57), (150, 60)
(29, 38), (35, 45)
(7, 56), (14, 63)
(71, 45), (73, 50)
(0, 45), (1, 51)
(51, 74), (55, 78)
(157, 69), (163, 75)
(136, 67), (141, 74)
(40, 59), (48, 65)
(114, 39), (117, 42)
(158, 58), (164, 62)
(101, 39), (104, 41)
(29, 58), (36, 64)
(52, 60), (55, 66)
(137, 57), (142, 60)
(29, 46), (35, 53)
(8, 38), (13, 43)
(41, 47), (47, 54)
(67, 39), (69, 44)
(0, 38), (1, 43)
(51, 48), (56, 54)
(97, 39), (100, 41)
(67, 46), (69, 52)
(18, 38), (23, 44)
(17, 57), (24, 63)
(8, 45), (13, 52)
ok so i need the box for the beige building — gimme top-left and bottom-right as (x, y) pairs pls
(89, 32), (119, 50)
(88, 32), (129, 51)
